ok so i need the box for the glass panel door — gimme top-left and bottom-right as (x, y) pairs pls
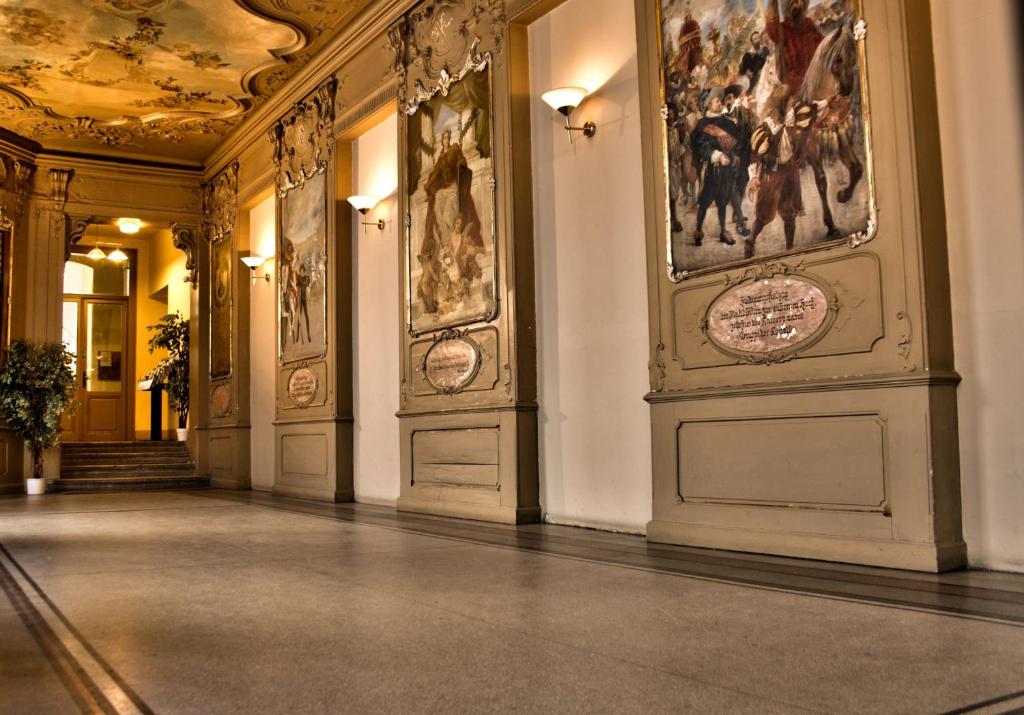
(86, 302), (124, 393)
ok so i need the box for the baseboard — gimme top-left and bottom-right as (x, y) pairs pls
(646, 519), (968, 572)
(272, 484), (354, 503)
(397, 497), (542, 525)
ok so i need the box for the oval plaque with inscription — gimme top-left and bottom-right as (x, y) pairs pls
(287, 367), (318, 408)
(705, 275), (831, 360)
(210, 383), (231, 417)
(424, 336), (480, 394)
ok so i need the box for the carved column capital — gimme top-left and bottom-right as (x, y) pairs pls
(64, 214), (94, 262)
(171, 222), (201, 287)
(202, 161), (239, 243)
(48, 167), (74, 208)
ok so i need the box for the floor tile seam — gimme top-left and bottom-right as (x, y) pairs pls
(0, 546), (122, 714)
(196, 493), (1024, 602)
(202, 494), (1024, 629)
(0, 543), (154, 714)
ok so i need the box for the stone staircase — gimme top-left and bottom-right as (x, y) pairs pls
(51, 441), (209, 493)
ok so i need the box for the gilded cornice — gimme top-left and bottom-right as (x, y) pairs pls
(204, 0), (418, 180)
(202, 161), (240, 242)
(269, 78), (337, 198)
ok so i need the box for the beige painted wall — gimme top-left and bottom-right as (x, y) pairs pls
(352, 114), (401, 506)
(529, 0), (652, 533)
(932, 0), (1024, 571)
(248, 194), (277, 490)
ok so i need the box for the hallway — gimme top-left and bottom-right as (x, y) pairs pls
(1, 491), (1022, 714)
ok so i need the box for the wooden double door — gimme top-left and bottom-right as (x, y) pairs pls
(62, 296), (131, 442)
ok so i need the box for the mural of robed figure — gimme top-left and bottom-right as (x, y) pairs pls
(417, 129), (484, 316)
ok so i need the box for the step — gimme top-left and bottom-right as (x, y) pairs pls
(62, 444), (188, 454)
(62, 454), (193, 466)
(60, 464), (196, 478)
(47, 475), (210, 493)
(62, 441), (187, 448)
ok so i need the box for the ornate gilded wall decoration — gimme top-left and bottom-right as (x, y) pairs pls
(393, 0), (504, 336)
(171, 222), (201, 287)
(64, 215), (94, 262)
(270, 78), (334, 365)
(204, 162), (238, 379)
(657, 0), (876, 280)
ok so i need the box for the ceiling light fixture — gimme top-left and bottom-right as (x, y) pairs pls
(241, 255), (271, 283)
(107, 246), (129, 262)
(541, 86), (596, 143)
(346, 195), (385, 232)
(117, 217), (142, 234)
(86, 246), (106, 260)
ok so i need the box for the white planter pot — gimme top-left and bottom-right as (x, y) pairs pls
(176, 428), (189, 442)
(25, 477), (46, 495)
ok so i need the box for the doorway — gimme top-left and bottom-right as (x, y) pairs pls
(61, 249), (135, 442)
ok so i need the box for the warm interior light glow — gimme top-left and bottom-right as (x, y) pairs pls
(347, 195), (380, 214)
(107, 247), (129, 262)
(541, 86), (588, 114)
(86, 246), (106, 260)
(241, 255), (265, 269)
(117, 218), (142, 234)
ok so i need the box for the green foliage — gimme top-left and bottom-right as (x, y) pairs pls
(146, 313), (190, 429)
(0, 341), (77, 479)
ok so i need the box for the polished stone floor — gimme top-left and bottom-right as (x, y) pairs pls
(1, 491), (1022, 714)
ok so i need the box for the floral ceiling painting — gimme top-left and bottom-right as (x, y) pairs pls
(0, 0), (370, 163)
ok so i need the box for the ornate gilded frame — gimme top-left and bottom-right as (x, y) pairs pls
(270, 78), (335, 366)
(655, 0), (878, 282)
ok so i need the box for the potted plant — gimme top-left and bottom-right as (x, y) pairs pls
(0, 341), (77, 494)
(146, 313), (190, 441)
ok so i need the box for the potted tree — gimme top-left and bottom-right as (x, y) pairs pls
(0, 341), (77, 494)
(146, 313), (190, 440)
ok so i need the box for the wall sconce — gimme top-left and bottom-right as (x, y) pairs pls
(541, 86), (596, 144)
(347, 195), (385, 232)
(117, 217), (142, 234)
(241, 255), (271, 283)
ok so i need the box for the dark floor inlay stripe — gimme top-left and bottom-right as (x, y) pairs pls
(192, 490), (1024, 626)
(939, 687), (1024, 714)
(0, 546), (115, 714)
(0, 543), (155, 715)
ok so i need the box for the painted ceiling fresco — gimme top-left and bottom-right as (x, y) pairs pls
(0, 0), (371, 164)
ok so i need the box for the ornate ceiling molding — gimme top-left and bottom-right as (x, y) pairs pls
(171, 222), (201, 287)
(202, 161), (239, 242)
(269, 77), (337, 198)
(0, 1), (373, 163)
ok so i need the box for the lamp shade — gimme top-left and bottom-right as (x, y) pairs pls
(346, 195), (379, 214)
(541, 86), (588, 114)
(240, 255), (265, 269)
(117, 217), (141, 234)
(86, 246), (106, 260)
(107, 247), (129, 262)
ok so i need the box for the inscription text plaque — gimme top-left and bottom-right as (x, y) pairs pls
(705, 275), (831, 361)
(287, 367), (318, 408)
(424, 336), (480, 394)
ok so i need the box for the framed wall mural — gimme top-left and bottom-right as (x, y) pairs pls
(279, 170), (328, 363)
(210, 234), (232, 378)
(270, 79), (334, 366)
(405, 62), (497, 335)
(658, 0), (876, 280)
